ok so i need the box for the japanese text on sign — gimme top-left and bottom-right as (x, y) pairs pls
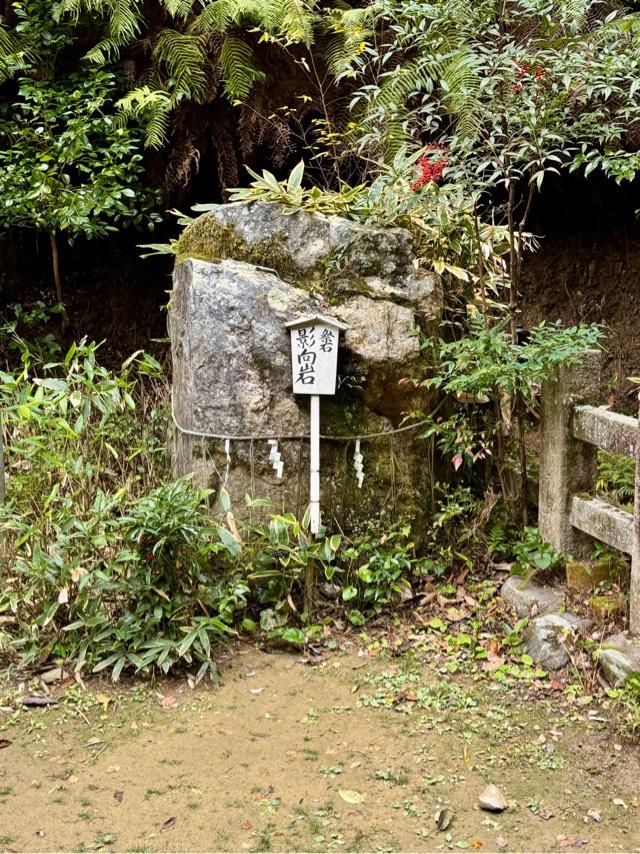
(290, 322), (340, 395)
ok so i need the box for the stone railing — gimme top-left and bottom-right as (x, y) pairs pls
(538, 349), (640, 633)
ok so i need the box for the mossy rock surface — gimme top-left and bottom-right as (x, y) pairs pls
(175, 200), (441, 313)
(176, 216), (315, 285)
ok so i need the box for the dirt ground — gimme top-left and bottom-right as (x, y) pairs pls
(1, 642), (639, 854)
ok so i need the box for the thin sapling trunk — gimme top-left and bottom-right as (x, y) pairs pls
(49, 231), (70, 332)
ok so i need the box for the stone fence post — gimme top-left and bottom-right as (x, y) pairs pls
(0, 415), (5, 505)
(632, 395), (640, 635)
(538, 349), (602, 558)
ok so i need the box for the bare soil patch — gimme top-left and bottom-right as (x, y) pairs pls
(2, 642), (640, 853)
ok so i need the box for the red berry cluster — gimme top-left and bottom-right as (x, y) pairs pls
(411, 144), (449, 190)
(513, 62), (545, 93)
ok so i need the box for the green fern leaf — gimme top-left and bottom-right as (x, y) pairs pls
(219, 34), (265, 100)
(116, 85), (172, 148)
(153, 28), (208, 99)
(85, 36), (124, 63)
(161, 0), (197, 20)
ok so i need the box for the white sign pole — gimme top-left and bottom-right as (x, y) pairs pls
(309, 394), (321, 534)
(285, 313), (348, 540)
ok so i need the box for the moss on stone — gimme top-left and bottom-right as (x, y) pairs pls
(175, 214), (395, 300)
(176, 215), (316, 284)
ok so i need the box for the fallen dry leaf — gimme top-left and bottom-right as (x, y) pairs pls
(96, 694), (111, 710)
(339, 789), (365, 804)
(0, 739), (11, 749)
(158, 695), (178, 709)
(114, 790), (124, 804)
(496, 836), (508, 850)
(160, 817), (176, 832)
(557, 836), (589, 848)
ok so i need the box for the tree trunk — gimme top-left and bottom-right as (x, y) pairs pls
(49, 231), (70, 332)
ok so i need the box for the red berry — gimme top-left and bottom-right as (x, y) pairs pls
(411, 148), (448, 190)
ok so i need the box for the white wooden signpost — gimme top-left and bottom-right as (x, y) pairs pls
(285, 314), (348, 535)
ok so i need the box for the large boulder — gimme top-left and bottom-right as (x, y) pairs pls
(170, 201), (441, 536)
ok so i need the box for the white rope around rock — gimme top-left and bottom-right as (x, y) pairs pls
(223, 438), (231, 484)
(353, 438), (364, 488)
(171, 390), (442, 443)
(268, 439), (284, 479)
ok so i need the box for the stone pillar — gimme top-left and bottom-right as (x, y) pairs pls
(538, 349), (602, 558)
(631, 395), (640, 636)
(0, 415), (5, 505)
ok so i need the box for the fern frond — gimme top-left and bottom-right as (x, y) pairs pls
(85, 36), (124, 63)
(189, 0), (266, 33)
(0, 24), (22, 82)
(54, 0), (92, 21)
(372, 48), (483, 143)
(270, 0), (316, 46)
(189, 0), (234, 33)
(324, 6), (373, 75)
(376, 57), (436, 108)
(109, 0), (142, 40)
(55, 0), (142, 41)
(219, 34), (265, 100)
(440, 49), (483, 141)
(153, 28), (208, 99)
(554, 0), (591, 31)
(116, 85), (172, 148)
(383, 115), (410, 160)
(161, 0), (197, 20)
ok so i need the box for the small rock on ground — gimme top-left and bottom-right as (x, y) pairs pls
(478, 784), (508, 812)
(599, 633), (640, 687)
(525, 612), (584, 670)
(501, 576), (564, 617)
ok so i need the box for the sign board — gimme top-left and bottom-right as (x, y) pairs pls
(285, 314), (348, 536)
(285, 315), (347, 396)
